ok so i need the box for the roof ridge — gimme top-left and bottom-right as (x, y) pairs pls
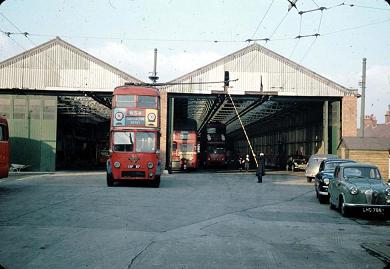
(0, 36), (143, 83)
(165, 42), (356, 96)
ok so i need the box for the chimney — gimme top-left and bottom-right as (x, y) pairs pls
(385, 105), (390, 125)
(364, 114), (377, 128)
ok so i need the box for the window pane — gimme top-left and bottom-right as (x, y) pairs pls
(0, 125), (3, 141)
(43, 99), (56, 120)
(0, 99), (11, 118)
(207, 128), (216, 134)
(137, 96), (156, 108)
(117, 95), (136, 108)
(113, 132), (134, 152)
(14, 99), (26, 119)
(179, 144), (194, 152)
(136, 132), (156, 152)
(180, 131), (189, 140)
(29, 99), (41, 119)
(207, 146), (224, 154)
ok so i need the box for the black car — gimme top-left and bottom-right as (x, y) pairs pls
(286, 155), (307, 171)
(314, 159), (356, 203)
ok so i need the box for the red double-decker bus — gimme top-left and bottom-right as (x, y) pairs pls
(0, 116), (9, 179)
(171, 118), (198, 171)
(200, 122), (226, 168)
(106, 85), (161, 187)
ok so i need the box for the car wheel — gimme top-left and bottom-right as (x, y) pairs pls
(339, 197), (348, 217)
(319, 194), (328, 204)
(307, 177), (312, 183)
(106, 172), (114, 187)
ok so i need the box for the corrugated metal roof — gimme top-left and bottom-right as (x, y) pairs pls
(162, 43), (357, 97)
(0, 37), (142, 91)
(339, 137), (390, 150)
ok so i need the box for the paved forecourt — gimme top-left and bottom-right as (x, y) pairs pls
(0, 170), (388, 269)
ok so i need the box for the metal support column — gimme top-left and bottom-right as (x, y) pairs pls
(166, 96), (174, 173)
(323, 100), (329, 154)
(330, 101), (340, 154)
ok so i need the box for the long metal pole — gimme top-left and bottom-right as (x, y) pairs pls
(226, 90), (258, 167)
(360, 58), (366, 137)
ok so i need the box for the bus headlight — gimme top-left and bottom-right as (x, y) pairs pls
(114, 161), (121, 168)
(115, 112), (124, 121)
(147, 113), (156, 121)
(147, 162), (153, 169)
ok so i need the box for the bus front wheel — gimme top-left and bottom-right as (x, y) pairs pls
(152, 176), (160, 188)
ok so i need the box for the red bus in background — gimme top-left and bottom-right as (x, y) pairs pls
(0, 116), (9, 178)
(106, 85), (161, 187)
(200, 122), (226, 168)
(171, 118), (198, 171)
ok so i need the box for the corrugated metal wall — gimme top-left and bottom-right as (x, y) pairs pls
(0, 95), (57, 171)
(0, 38), (139, 91)
(163, 44), (355, 97)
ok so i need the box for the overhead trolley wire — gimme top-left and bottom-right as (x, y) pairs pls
(250, 0), (276, 39)
(289, 14), (303, 58)
(299, 35), (318, 64)
(311, 0), (319, 8)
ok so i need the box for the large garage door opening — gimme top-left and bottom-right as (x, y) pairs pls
(56, 95), (111, 170)
(168, 93), (342, 173)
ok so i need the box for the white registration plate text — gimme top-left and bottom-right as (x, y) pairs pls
(362, 207), (383, 213)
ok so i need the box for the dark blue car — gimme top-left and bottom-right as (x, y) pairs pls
(314, 159), (356, 203)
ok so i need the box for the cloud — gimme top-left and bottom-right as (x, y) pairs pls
(88, 42), (222, 82)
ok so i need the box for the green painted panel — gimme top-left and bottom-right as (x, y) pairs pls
(329, 101), (341, 155)
(0, 95), (57, 171)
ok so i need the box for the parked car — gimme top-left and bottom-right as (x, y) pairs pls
(329, 163), (390, 217)
(315, 159), (356, 203)
(287, 155), (307, 171)
(305, 154), (338, 182)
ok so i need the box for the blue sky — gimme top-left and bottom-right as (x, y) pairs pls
(1, 0), (390, 122)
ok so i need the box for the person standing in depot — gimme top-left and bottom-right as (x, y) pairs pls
(256, 153), (265, 183)
(244, 154), (250, 172)
(238, 155), (244, 171)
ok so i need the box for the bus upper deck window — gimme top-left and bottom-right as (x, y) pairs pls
(117, 95), (136, 108)
(138, 96), (157, 108)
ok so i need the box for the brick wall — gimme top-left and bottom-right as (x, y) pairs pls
(159, 90), (167, 170)
(341, 96), (357, 137)
(342, 149), (389, 182)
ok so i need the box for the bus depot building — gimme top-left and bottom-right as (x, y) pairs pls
(0, 37), (358, 172)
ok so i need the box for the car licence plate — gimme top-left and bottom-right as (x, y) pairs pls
(362, 207), (384, 214)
